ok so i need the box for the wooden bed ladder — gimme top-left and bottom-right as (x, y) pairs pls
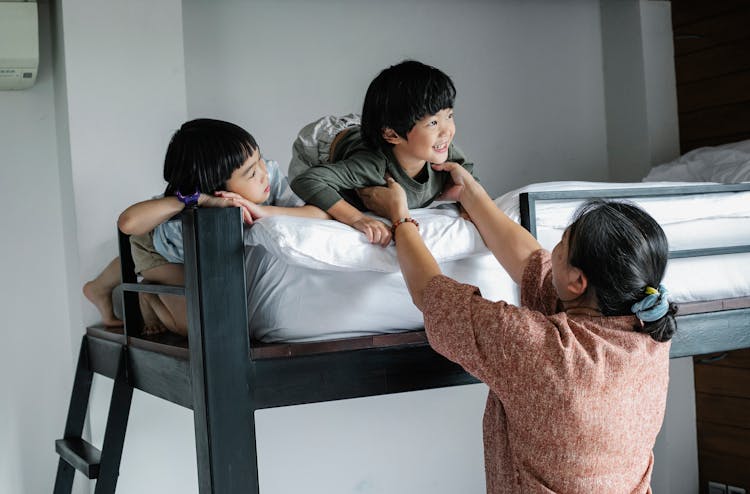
(53, 335), (133, 494)
(53, 228), (142, 493)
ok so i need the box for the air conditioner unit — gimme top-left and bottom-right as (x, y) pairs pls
(0, 2), (39, 90)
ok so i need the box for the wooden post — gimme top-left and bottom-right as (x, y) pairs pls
(182, 207), (258, 494)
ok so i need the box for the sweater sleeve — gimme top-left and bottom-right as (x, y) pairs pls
(422, 274), (552, 395)
(520, 249), (559, 315)
(290, 153), (387, 210)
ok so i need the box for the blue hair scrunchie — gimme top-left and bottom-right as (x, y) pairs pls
(631, 284), (670, 322)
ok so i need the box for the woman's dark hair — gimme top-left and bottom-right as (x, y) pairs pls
(360, 60), (456, 151)
(566, 199), (678, 342)
(163, 118), (258, 196)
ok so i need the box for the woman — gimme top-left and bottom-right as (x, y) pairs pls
(358, 163), (677, 493)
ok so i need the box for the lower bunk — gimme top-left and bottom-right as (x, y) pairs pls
(55, 182), (750, 494)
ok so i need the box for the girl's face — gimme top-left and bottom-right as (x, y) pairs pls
(224, 147), (271, 204)
(388, 108), (455, 169)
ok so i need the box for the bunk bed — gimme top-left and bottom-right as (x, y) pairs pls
(53, 172), (750, 493)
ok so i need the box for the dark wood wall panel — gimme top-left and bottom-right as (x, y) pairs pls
(678, 132), (750, 153)
(677, 72), (750, 113)
(672, 3), (750, 154)
(695, 394), (750, 430)
(674, 39), (750, 84)
(694, 362), (750, 398)
(670, 0), (749, 26)
(679, 102), (750, 149)
(700, 350), (750, 369)
(672, 3), (750, 491)
(699, 451), (750, 492)
(697, 422), (750, 460)
(674, 9), (750, 56)
(693, 348), (750, 493)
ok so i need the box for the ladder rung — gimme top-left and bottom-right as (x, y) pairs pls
(121, 282), (184, 296)
(55, 438), (101, 479)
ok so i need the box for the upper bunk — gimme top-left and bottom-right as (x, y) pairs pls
(84, 180), (750, 411)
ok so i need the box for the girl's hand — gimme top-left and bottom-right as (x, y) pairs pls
(197, 192), (234, 209)
(213, 191), (265, 225)
(357, 175), (409, 222)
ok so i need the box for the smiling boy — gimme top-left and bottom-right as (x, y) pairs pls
(289, 60), (478, 246)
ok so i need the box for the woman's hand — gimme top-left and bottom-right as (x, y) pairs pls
(357, 175), (409, 222)
(431, 161), (477, 202)
(359, 176), (441, 310)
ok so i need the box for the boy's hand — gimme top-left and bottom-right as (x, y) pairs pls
(351, 216), (392, 247)
(327, 198), (392, 247)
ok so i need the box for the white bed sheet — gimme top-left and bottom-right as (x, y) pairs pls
(245, 246), (517, 343)
(244, 181), (750, 343)
(643, 138), (750, 183)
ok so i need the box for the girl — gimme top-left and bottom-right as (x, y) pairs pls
(85, 118), (328, 335)
(358, 164), (677, 493)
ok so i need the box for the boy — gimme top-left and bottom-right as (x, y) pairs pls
(290, 60), (478, 247)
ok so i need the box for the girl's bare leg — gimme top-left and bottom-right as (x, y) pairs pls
(140, 263), (188, 337)
(138, 293), (169, 335)
(83, 257), (123, 327)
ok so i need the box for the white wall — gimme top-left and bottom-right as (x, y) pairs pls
(55, 0), (196, 492)
(182, 0), (610, 197)
(0, 2), (78, 493)
(0, 1), (691, 493)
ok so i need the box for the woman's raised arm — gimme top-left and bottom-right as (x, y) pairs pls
(432, 162), (541, 285)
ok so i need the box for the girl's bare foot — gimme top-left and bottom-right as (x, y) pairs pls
(83, 280), (123, 327)
(139, 293), (168, 335)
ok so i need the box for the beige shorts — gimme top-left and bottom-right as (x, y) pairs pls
(130, 231), (169, 275)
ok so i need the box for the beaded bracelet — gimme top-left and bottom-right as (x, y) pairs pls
(390, 217), (419, 242)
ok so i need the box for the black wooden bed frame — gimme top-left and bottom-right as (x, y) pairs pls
(54, 183), (750, 493)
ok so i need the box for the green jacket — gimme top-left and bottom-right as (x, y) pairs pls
(290, 127), (477, 211)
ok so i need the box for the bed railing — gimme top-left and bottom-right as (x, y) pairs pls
(56, 182), (750, 494)
(519, 182), (750, 357)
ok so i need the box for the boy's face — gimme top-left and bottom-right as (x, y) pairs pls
(225, 147), (271, 204)
(387, 108), (455, 168)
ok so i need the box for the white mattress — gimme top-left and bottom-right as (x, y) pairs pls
(244, 206), (518, 342)
(244, 181), (750, 343)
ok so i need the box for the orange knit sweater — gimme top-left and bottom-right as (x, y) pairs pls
(422, 249), (670, 493)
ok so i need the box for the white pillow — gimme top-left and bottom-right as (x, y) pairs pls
(243, 206), (488, 273)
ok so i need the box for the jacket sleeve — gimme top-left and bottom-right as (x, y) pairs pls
(290, 153), (388, 210)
